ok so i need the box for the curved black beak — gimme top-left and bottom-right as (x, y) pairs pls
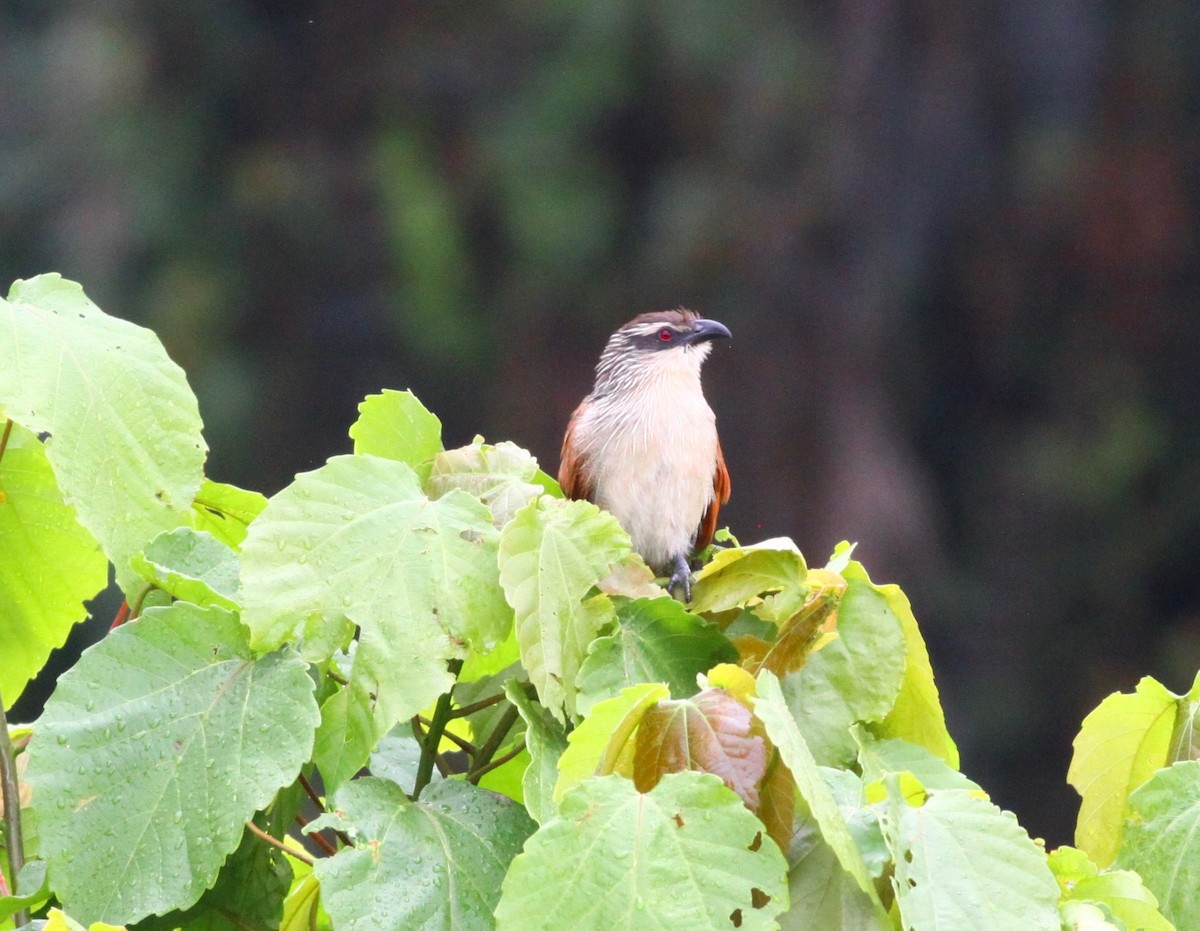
(688, 318), (732, 344)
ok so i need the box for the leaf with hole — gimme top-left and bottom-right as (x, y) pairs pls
(495, 772), (788, 931)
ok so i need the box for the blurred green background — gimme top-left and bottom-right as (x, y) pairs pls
(4, 1), (1199, 845)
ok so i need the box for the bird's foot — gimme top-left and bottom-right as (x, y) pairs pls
(667, 554), (693, 602)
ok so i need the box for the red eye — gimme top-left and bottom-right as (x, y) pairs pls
(658, 328), (674, 341)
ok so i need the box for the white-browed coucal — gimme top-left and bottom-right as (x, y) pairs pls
(559, 308), (731, 600)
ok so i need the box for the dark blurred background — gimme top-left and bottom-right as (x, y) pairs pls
(4, 1), (1200, 846)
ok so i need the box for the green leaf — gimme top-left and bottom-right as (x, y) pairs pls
(136, 822), (291, 931)
(0, 861), (50, 923)
(427, 437), (544, 527)
(25, 603), (318, 925)
(689, 537), (807, 617)
(189, 479), (267, 549)
(1048, 845), (1173, 931)
(1167, 671), (1200, 766)
(495, 772), (788, 931)
(1, 274), (207, 591)
(576, 597), (738, 715)
(1116, 760), (1200, 929)
(554, 683), (669, 804)
(0, 421), (106, 708)
(240, 455), (511, 742)
(368, 721), (429, 795)
(348, 389), (442, 481)
(782, 575), (906, 766)
(633, 688), (767, 807)
(853, 726), (981, 793)
(1068, 676), (1178, 867)
(782, 813), (891, 931)
(498, 496), (631, 721)
(1058, 900), (1126, 929)
(753, 671), (891, 923)
(310, 777), (535, 931)
(130, 527), (240, 610)
(882, 780), (1061, 931)
(43, 908), (127, 931)
(506, 681), (569, 824)
(857, 562), (958, 768)
(312, 685), (377, 793)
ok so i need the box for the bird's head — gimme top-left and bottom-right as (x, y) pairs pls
(593, 308), (731, 394)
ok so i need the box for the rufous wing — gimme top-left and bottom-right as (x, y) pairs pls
(694, 437), (731, 552)
(558, 400), (595, 502)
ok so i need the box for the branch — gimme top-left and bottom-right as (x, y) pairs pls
(0, 419), (13, 466)
(246, 821), (314, 867)
(412, 659), (463, 799)
(0, 687), (29, 927)
(294, 813), (337, 856)
(448, 691), (507, 719)
(415, 716), (476, 754)
(467, 702), (521, 780)
(298, 773), (354, 848)
(468, 738), (527, 784)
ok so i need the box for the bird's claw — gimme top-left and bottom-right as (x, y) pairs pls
(667, 555), (693, 602)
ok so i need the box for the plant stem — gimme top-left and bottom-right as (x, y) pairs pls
(467, 703), (521, 781)
(448, 691), (507, 719)
(468, 738), (527, 783)
(415, 716), (476, 754)
(0, 688), (30, 927)
(0, 419), (13, 465)
(246, 821), (314, 866)
(411, 660), (463, 799)
(293, 814), (337, 856)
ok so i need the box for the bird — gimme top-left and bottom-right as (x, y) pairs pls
(559, 308), (731, 601)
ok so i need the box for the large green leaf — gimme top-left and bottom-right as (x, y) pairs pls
(495, 772), (788, 931)
(576, 597), (738, 714)
(0, 421), (106, 708)
(854, 562), (958, 768)
(348, 389), (442, 481)
(240, 455), (511, 750)
(1068, 676), (1178, 867)
(753, 671), (891, 923)
(1116, 760), (1200, 929)
(782, 575), (906, 766)
(309, 778), (535, 931)
(0, 274), (206, 591)
(505, 681), (569, 824)
(498, 496), (631, 721)
(883, 779), (1061, 931)
(25, 603), (318, 925)
(129, 527), (240, 610)
(427, 437), (544, 527)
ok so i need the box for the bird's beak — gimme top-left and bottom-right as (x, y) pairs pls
(688, 319), (732, 343)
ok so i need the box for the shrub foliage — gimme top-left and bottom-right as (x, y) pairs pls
(1, 275), (1198, 930)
